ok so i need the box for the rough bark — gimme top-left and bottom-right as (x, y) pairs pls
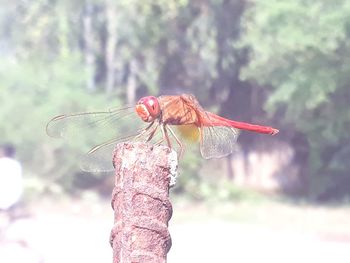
(110, 142), (177, 263)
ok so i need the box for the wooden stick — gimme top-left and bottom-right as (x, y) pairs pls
(110, 142), (177, 263)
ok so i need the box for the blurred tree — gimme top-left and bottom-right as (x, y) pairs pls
(0, 0), (208, 191)
(241, 0), (350, 200)
(5, 0), (338, 200)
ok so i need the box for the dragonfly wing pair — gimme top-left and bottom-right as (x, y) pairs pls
(159, 94), (241, 159)
(46, 106), (149, 172)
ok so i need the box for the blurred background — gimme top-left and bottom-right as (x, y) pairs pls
(0, 0), (350, 262)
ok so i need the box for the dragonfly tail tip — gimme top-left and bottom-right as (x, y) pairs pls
(271, 128), (279, 135)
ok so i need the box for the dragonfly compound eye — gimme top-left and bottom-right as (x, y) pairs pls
(135, 96), (160, 122)
(145, 96), (160, 119)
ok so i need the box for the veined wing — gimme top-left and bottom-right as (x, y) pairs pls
(79, 132), (142, 172)
(80, 120), (162, 172)
(46, 106), (150, 172)
(46, 106), (144, 144)
(200, 126), (240, 159)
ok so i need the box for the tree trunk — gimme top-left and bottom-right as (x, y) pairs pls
(105, 0), (117, 93)
(83, 2), (96, 92)
(126, 59), (138, 105)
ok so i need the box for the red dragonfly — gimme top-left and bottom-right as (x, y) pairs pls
(47, 94), (278, 172)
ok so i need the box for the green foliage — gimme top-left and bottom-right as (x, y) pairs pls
(0, 0), (241, 193)
(241, 0), (350, 200)
(0, 53), (110, 186)
(181, 176), (266, 203)
(2, 0), (349, 201)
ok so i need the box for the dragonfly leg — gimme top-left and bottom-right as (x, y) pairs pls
(146, 122), (159, 142)
(133, 121), (155, 141)
(154, 138), (164, 146)
(160, 124), (172, 149)
(167, 126), (184, 158)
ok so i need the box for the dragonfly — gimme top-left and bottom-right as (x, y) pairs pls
(46, 94), (278, 172)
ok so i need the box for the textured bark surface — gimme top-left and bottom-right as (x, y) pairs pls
(110, 142), (177, 263)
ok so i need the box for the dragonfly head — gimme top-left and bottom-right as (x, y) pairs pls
(135, 96), (161, 122)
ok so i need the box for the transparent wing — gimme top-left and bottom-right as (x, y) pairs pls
(200, 126), (240, 159)
(79, 140), (119, 173)
(46, 106), (151, 172)
(79, 133), (139, 172)
(46, 107), (138, 142)
(80, 122), (163, 172)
